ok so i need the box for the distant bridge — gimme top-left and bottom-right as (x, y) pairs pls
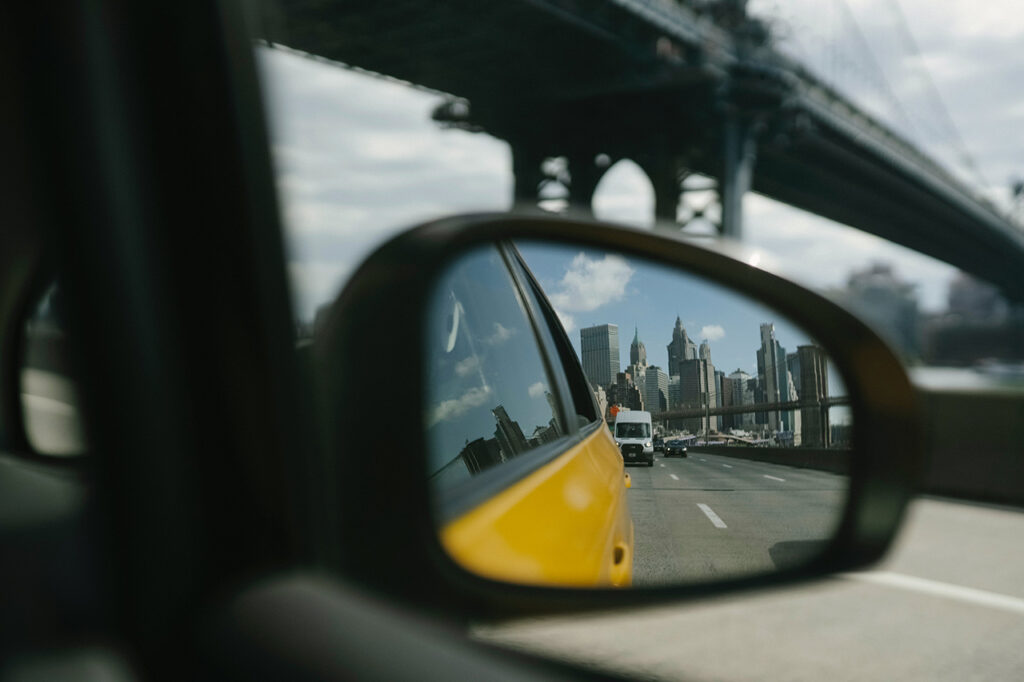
(652, 395), (849, 421)
(267, 0), (1024, 298)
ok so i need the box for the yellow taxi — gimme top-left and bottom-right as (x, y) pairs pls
(424, 243), (634, 587)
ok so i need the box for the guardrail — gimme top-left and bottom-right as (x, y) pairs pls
(685, 445), (851, 475)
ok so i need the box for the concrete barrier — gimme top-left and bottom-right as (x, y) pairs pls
(685, 446), (851, 475)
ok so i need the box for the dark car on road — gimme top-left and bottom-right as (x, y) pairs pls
(653, 435), (665, 452)
(664, 439), (689, 458)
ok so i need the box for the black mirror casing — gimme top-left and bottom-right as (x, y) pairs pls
(314, 213), (923, 620)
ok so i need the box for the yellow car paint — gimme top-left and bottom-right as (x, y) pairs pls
(441, 424), (634, 587)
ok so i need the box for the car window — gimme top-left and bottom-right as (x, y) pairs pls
(507, 247), (598, 428)
(615, 422), (650, 439)
(423, 245), (568, 509)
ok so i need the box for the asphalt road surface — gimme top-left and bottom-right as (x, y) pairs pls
(626, 452), (846, 585)
(474, 494), (1024, 681)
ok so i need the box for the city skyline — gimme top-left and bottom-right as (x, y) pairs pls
(517, 242), (815, 380)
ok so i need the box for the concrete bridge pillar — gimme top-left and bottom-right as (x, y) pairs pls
(564, 152), (605, 213)
(720, 111), (758, 239)
(511, 142), (548, 208)
(636, 152), (686, 224)
(511, 143), (609, 215)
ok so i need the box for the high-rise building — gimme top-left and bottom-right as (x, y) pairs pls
(797, 345), (831, 447)
(580, 324), (619, 389)
(756, 323), (795, 432)
(610, 371), (644, 412)
(666, 317), (697, 378)
(786, 352), (801, 397)
(592, 384), (608, 423)
(626, 362), (645, 389)
(678, 358), (717, 433)
(629, 326), (647, 368)
(726, 369), (756, 428)
(666, 374), (684, 432)
(492, 405), (529, 458)
(714, 369), (726, 428)
(644, 365), (669, 415)
(667, 375), (681, 409)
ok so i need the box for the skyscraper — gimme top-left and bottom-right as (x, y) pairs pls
(678, 357), (717, 433)
(726, 369), (756, 428)
(757, 322), (796, 432)
(666, 317), (697, 378)
(629, 326), (647, 368)
(667, 375), (681, 410)
(580, 324), (619, 389)
(644, 365), (669, 415)
(757, 323), (780, 430)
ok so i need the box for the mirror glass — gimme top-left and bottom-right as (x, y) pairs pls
(424, 241), (851, 588)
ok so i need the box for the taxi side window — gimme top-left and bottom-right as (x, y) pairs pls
(508, 249), (598, 428)
(425, 245), (567, 503)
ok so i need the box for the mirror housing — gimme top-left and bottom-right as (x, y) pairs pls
(314, 214), (923, 619)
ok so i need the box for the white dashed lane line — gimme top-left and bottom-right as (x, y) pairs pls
(660, 463), (666, 468)
(699, 458), (707, 462)
(763, 475), (786, 482)
(669, 474), (679, 481)
(844, 572), (1024, 615)
(697, 503), (728, 529)
(722, 464), (733, 469)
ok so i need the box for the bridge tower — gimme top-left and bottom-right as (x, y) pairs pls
(495, 0), (777, 240)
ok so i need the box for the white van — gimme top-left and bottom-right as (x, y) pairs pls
(613, 410), (654, 467)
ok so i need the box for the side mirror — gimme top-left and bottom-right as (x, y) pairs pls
(314, 214), (922, 617)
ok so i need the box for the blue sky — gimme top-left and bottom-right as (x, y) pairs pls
(516, 242), (813, 378)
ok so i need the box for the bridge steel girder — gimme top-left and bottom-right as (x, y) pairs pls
(501, 91), (716, 218)
(755, 108), (1024, 302)
(653, 395), (850, 422)
(271, 0), (1024, 300)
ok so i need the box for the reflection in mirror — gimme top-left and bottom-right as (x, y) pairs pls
(424, 242), (851, 588)
(20, 282), (86, 457)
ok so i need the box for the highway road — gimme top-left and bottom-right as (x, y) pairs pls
(626, 452), (846, 585)
(475, 493), (1024, 681)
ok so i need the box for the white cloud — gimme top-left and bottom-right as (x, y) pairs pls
(428, 385), (492, 426)
(745, 194), (958, 311)
(554, 310), (576, 334)
(548, 253), (635, 313)
(527, 382), (548, 399)
(701, 325), (726, 342)
(258, 48), (511, 321)
(484, 322), (515, 346)
(454, 356), (480, 378)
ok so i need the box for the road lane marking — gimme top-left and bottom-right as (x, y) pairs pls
(843, 572), (1024, 615)
(697, 503), (727, 529)
(660, 463), (666, 468)
(700, 458), (707, 462)
(722, 464), (733, 469)
(763, 475), (786, 482)
(670, 474), (679, 481)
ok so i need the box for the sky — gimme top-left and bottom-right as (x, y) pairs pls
(256, 1), (1024, 324)
(515, 242), (813, 378)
